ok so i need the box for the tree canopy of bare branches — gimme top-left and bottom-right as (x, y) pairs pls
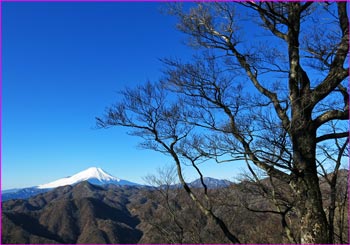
(97, 2), (348, 244)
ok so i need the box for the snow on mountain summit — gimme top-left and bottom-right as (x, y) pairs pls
(37, 167), (138, 189)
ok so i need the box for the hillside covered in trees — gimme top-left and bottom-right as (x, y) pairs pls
(2, 170), (348, 244)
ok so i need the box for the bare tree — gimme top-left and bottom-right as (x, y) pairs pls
(318, 122), (349, 243)
(162, 2), (348, 243)
(237, 164), (298, 243)
(143, 166), (185, 243)
(97, 2), (348, 243)
(97, 82), (240, 243)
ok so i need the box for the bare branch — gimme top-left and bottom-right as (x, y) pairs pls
(316, 131), (349, 143)
(314, 110), (349, 129)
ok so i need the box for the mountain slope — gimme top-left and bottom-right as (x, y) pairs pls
(2, 170), (348, 244)
(2, 187), (49, 202)
(2, 182), (143, 244)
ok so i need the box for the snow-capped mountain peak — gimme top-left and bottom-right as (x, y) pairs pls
(74, 167), (121, 182)
(37, 167), (136, 189)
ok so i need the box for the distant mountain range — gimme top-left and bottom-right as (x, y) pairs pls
(2, 167), (233, 201)
(2, 169), (348, 244)
(2, 167), (139, 201)
(188, 177), (232, 188)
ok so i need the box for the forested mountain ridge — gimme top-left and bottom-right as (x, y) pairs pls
(3, 170), (348, 244)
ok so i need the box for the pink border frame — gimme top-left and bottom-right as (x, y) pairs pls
(0, 1), (349, 245)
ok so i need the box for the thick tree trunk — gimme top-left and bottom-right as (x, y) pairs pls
(292, 172), (329, 243)
(290, 129), (330, 243)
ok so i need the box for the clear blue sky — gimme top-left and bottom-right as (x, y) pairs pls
(2, 2), (247, 189)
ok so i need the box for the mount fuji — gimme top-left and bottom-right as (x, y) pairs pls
(2, 167), (140, 201)
(37, 167), (138, 189)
